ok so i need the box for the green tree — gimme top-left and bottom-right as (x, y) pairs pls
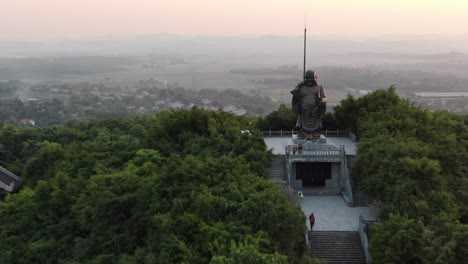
(343, 87), (468, 263)
(370, 214), (427, 264)
(0, 108), (311, 263)
(257, 104), (296, 131)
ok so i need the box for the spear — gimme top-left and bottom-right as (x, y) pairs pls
(303, 12), (307, 80)
(303, 27), (307, 79)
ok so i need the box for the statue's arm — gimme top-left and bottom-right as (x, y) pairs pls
(320, 85), (328, 103)
(291, 82), (303, 95)
(291, 83), (302, 114)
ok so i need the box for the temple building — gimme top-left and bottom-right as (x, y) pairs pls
(264, 131), (357, 206)
(265, 130), (376, 263)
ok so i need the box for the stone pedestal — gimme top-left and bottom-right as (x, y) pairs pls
(287, 133), (345, 193)
(292, 134), (327, 145)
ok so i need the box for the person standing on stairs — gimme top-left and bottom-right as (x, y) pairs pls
(309, 212), (315, 230)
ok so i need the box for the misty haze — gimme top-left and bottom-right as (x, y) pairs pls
(1, 34), (468, 125)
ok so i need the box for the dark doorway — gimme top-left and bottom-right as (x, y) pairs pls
(296, 162), (332, 187)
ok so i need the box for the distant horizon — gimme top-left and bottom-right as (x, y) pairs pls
(3, 32), (468, 43)
(2, 32), (468, 58)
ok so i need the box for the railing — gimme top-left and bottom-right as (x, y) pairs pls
(286, 146), (344, 157)
(322, 130), (350, 137)
(285, 145), (345, 163)
(349, 132), (359, 142)
(359, 215), (377, 264)
(263, 130), (295, 137)
(340, 148), (354, 206)
(262, 130), (349, 137)
(284, 143), (292, 185)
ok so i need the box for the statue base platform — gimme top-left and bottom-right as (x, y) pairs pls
(292, 133), (327, 144)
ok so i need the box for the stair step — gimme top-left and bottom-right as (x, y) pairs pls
(267, 156), (287, 182)
(309, 231), (365, 264)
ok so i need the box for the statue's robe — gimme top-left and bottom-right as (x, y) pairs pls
(291, 82), (326, 132)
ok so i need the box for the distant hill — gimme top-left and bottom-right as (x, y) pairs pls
(2, 34), (468, 56)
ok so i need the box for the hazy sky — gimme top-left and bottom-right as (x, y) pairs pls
(2, 0), (468, 41)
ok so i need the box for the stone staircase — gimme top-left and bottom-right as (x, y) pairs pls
(309, 231), (366, 264)
(267, 155), (287, 183)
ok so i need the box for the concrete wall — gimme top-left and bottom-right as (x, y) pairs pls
(325, 162), (340, 188)
(290, 162), (302, 189)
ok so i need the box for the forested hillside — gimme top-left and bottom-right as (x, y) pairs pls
(0, 108), (316, 264)
(334, 88), (468, 263)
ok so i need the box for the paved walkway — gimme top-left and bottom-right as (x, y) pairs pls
(300, 195), (378, 231)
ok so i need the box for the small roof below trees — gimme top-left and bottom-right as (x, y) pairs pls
(0, 166), (20, 195)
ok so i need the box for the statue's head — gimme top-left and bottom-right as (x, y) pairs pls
(304, 70), (317, 85)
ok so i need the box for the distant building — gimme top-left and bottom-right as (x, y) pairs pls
(222, 105), (247, 116)
(170, 102), (185, 109)
(24, 98), (40, 102)
(202, 98), (213, 105)
(358, 90), (371, 95)
(20, 118), (36, 126)
(414, 92), (468, 98)
(345, 88), (371, 96)
(0, 166), (20, 197)
(232, 109), (247, 116)
(223, 104), (237, 112)
(202, 105), (219, 111)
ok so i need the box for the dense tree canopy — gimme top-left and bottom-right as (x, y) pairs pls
(257, 104), (296, 131)
(0, 108), (316, 264)
(341, 88), (468, 263)
(333, 86), (401, 133)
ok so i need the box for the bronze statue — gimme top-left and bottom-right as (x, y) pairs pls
(291, 70), (327, 137)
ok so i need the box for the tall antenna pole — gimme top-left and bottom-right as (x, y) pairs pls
(303, 12), (307, 79)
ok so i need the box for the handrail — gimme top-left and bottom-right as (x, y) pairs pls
(359, 215), (377, 264)
(340, 148), (354, 206)
(262, 130), (349, 137)
(349, 132), (359, 142)
(284, 143), (292, 185)
(286, 147), (344, 157)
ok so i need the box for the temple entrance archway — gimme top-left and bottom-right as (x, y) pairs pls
(296, 162), (332, 187)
